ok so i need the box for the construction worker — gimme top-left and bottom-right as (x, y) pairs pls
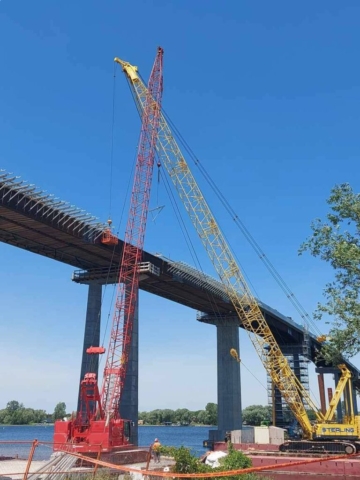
(152, 438), (161, 463)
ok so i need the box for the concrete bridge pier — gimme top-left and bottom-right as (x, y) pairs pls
(119, 288), (139, 446)
(217, 323), (242, 438)
(197, 314), (242, 442)
(78, 280), (139, 445)
(78, 282), (102, 411)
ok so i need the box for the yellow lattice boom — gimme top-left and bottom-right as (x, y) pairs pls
(116, 56), (327, 439)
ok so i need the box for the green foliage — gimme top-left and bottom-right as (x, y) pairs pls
(205, 403), (217, 425)
(158, 445), (178, 457)
(0, 400), (47, 425)
(167, 444), (271, 480)
(173, 446), (212, 474)
(299, 183), (360, 362)
(242, 405), (271, 426)
(138, 404), (217, 425)
(306, 409), (317, 421)
(6, 400), (23, 412)
(53, 402), (67, 421)
(219, 442), (252, 470)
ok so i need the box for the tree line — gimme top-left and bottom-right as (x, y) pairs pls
(139, 404), (279, 426)
(139, 402), (217, 425)
(0, 401), (319, 427)
(0, 400), (67, 425)
(139, 404), (319, 427)
(138, 404), (273, 426)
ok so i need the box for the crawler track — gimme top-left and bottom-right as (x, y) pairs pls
(280, 440), (359, 455)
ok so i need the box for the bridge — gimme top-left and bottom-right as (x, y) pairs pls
(1, 170), (359, 442)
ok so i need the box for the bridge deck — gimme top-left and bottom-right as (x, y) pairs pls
(1, 170), (359, 382)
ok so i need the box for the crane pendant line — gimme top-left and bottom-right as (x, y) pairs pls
(101, 47), (164, 419)
(157, 122), (323, 434)
(118, 59), (326, 439)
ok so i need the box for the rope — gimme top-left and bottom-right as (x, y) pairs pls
(48, 447), (360, 478)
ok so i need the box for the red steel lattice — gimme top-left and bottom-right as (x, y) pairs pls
(100, 47), (164, 418)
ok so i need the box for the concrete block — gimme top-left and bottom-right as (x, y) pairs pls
(241, 427), (254, 443)
(269, 426), (285, 445)
(254, 426), (270, 444)
(230, 430), (242, 444)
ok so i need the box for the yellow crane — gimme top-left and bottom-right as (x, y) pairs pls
(115, 56), (360, 455)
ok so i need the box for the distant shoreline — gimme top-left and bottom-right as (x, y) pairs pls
(0, 423), (54, 427)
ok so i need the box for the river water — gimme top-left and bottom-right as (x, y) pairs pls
(0, 425), (211, 460)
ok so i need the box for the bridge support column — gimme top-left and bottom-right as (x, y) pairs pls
(217, 324), (242, 438)
(271, 382), (284, 426)
(270, 346), (310, 428)
(78, 282), (102, 410)
(119, 289), (139, 446)
(197, 314), (242, 442)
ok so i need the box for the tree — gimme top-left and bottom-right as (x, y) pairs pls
(162, 409), (175, 423)
(53, 402), (67, 421)
(6, 400), (23, 412)
(174, 408), (190, 424)
(0, 401), (47, 425)
(193, 409), (206, 424)
(242, 405), (271, 426)
(205, 403), (217, 425)
(33, 409), (47, 423)
(300, 184), (360, 362)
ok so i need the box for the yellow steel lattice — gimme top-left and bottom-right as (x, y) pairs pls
(117, 58), (325, 438)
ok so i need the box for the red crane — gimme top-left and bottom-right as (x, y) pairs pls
(54, 47), (164, 453)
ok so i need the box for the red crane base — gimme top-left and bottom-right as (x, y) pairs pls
(54, 418), (132, 453)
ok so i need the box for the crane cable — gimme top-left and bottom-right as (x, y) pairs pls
(85, 63), (119, 375)
(87, 67), (136, 374)
(108, 61), (117, 220)
(161, 109), (323, 339)
(129, 72), (261, 318)
(126, 72), (305, 401)
(230, 348), (267, 392)
(155, 155), (227, 321)
(100, 148), (137, 362)
(125, 71), (320, 408)
(125, 73), (229, 321)
(155, 153), (269, 381)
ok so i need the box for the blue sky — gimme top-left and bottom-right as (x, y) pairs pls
(0, 1), (359, 414)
